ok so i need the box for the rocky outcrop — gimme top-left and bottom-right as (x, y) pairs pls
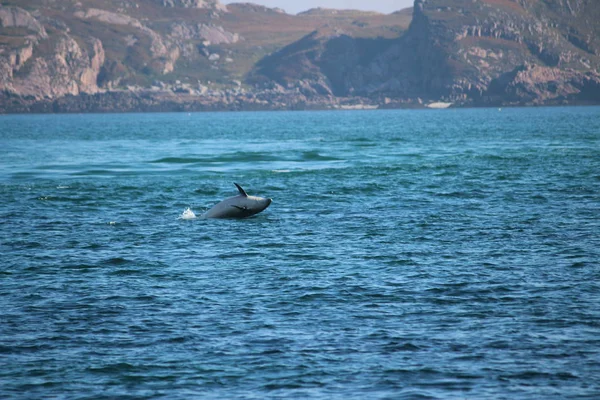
(298, 8), (380, 17)
(169, 22), (240, 45)
(74, 8), (179, 74)
(0, 6), (47, 39)
(3, 42), (34, 71)
(0, 7), (46, 92)
(73, 8), (143, 28)
(0, 5), (106, 100)
(77, 38), (106, 94)
(7, 35), (105, 99)
(229, 3), (285, 14)
(484, 63), (600, 105)
(156, 0), (227, 12)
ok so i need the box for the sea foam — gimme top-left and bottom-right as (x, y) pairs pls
(179, 207), (197, 220)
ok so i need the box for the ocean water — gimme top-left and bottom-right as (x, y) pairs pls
(1, 107), (599, 399)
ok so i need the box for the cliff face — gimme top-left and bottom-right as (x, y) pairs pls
(0, 28), (105, 100)
(156, 0), (228, 12)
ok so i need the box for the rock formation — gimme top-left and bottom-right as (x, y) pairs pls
(156, 0), (227, 12)
(0, 6), (105, 100)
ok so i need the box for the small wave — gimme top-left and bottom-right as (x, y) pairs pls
(62, 264), (102, 272)
(71, 169), (114, 176)
(179, 207), (197, 220)
(103, 257), (131, 266)
(301, 150), (340, 161)
(152, 152), (281, 164)
(88, 363), (138, 374)
(6, 240), (42, 249)
(347, 137), (377, 147)
(382, 341), (422, 352)
(109, 269), (139, 276)
(151, 157), (205, 164)
(348, 137), (373, 142)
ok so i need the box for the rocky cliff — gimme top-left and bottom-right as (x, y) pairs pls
(383, 0), (600, 105)
(1, 0), (599, 112)
(252, 0), (600, 106)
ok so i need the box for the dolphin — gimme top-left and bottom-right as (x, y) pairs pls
(202, 183), (272, 219)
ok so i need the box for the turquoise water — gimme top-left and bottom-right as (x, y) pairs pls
(1, 108), (600, 399)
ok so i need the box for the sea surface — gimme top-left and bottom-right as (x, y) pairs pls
(1, 107), (599, 399)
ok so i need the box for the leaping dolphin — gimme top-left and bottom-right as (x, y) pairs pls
(202, 183), (272, 219)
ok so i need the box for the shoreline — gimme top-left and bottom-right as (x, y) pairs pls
(2, 90), (599, 114)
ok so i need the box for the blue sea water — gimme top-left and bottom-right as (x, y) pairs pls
(1, 107), (599, 399)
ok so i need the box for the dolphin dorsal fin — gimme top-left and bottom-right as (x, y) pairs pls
(234, 183), (248, 197)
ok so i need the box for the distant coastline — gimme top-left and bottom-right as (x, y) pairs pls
(2, 90), (598, 114)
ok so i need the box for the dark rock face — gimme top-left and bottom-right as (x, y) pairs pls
(378, 0), (600, 105)
(392, 0), (600, 105)
(252, 0), (600, 106)
(250, 32), (398, 98)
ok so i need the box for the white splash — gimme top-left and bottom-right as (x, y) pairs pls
(179, 207), (197, 220)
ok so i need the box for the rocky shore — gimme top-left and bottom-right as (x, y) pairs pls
(5, 68), (599, 114)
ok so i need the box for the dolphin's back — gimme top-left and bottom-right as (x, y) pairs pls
(202, 196), (242, 219)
